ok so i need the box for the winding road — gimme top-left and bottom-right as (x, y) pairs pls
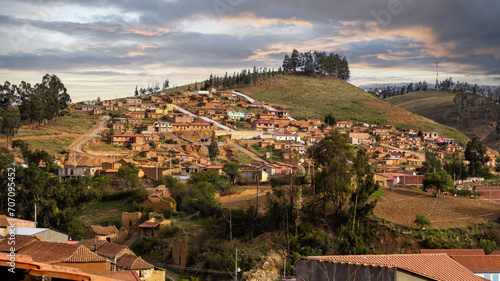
(231, 90), (297, 121)
(172, 105), (234, 131)
(68, 118), (108, 155)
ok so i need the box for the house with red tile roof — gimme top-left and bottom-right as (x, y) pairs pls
(116, 253), (164, 280)
(97, 270), (141, 281)
(0, 252), (118, 281)
(297, 254), (488, 281)
(18, 241), (110, 274)
(90, 225), (119, 242)
(450, 255), (500, 280)
(0, 235), (40, 253)
(420, 249), (485, 255)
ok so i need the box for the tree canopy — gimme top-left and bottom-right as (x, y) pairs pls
(464, 136), (489, 176)
(1, 74), (71, 128)
(282, 49), (350, 80)
(423, 171), (454, 198)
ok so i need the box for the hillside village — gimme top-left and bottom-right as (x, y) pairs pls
(77, 88), (498, 194)
(2, 82), (500, 281)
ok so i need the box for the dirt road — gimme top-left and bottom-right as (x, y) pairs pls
(68, 118), (107, 155)
(229, 141), (269, 164)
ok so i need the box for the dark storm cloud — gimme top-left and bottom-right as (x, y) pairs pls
(1, 0), (499, 90)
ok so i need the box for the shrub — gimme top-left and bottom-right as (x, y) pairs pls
(414, 215), (431, 229)
(457, 189), (472, 197)
(479, 239), (498, 254)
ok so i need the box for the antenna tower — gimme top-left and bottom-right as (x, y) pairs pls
(435, 61), (439, 89)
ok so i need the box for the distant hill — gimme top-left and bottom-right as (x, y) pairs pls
(387, 91), (500, 151)
(235, 74), (470, 145)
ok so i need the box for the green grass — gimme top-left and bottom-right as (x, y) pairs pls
(24, 137), (75, 153)
(81, 200), (130, 224)
(231, 150), (253, 165)
(46, 114), (96, 134)
(236, 75), (470, 146)
(250, 145), (283, 163)
(16, 128), (61, 137)
(88, 143), (131, 151)
(371, 189), (385, 200)
(241, 75), (380, 122)
(387, 91), (500, 150)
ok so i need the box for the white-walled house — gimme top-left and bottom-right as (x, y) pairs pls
(273, 133), (301, 142)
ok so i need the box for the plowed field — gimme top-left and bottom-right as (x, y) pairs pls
(374, 188), (500, 229)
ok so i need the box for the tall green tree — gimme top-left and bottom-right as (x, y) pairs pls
(208, 134), (220, 163)
(117, 163), (140, 189)
(324, 113), (336, 126)
(0, 106), (21, 149)
(464, 136), (489, 176)
(443, 153), (468, 180)
(223, 162), (241, 185)
(419, 151), (442, 175)
(423, 171), (454, 198)
(309, 130), (354, 217)
(6, 142), (98, 238)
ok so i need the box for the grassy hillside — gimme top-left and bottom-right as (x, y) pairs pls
(236, 75), (470, 145)
(387, 91), (500, 151)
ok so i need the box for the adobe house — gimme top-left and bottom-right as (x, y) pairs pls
(0, 235), (40, 253)
(138, 221), (160, 237)
(85, 241), (136, 271)
(122, 212), (145, 232)
(117, 253), (165, 281)
(0, 252), (117, 281)
(19, 241), (110, 274)
(141, 196), (176, 213)
(172, 238), (188, 267)
(90, 225), (119, 242)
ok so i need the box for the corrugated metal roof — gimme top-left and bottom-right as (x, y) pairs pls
(15, 228), (49, 236)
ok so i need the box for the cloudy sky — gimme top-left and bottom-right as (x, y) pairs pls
(1, 0), (499, 102)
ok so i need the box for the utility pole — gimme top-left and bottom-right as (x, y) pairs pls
(235, 248), (238, 281)
(435, 61), (439, 90)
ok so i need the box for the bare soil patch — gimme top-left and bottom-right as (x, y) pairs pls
(374, 188), (500, 229)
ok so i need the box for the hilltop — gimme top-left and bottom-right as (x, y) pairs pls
(234, 74), (470, 145)
(387, 91), (500, 151)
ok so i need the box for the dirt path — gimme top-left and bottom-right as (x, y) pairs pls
(229, 142), (269, 164)
(69, 119), (107, 154)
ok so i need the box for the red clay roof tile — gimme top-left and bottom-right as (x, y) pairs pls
(19, 241), (107, 264)
(90, 225), (119, 236)
(420, 249), (485, 255)
(117, 253), (154, 270)
(0, 235), (40, 252)
(302, 254), (485, 281)
(451, 255), (500, 272)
